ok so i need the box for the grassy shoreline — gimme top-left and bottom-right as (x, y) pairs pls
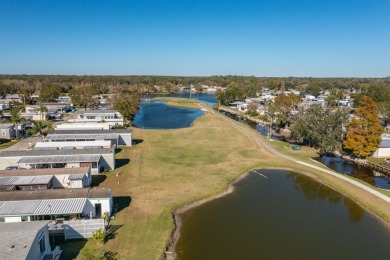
(72, 98), (390, 260)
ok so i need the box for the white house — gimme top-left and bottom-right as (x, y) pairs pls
(69, 109), (124, 126)
(55, 122), (111, 130)
(0, 123), (16, 140)
(45, 129), (132, 147)
(0, 148), (115, 174)
(34, 140), (112, 150)
(0, 187), (113, 223)
(0, 167), (92, 189)
(373, 134), (390, 158)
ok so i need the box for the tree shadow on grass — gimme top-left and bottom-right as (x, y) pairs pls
(116, 158), (130, 168)
(105, 224), (123, 242)
(52, 237), (87, 260)
(91, 175), (107, 187)
(132, 139), (143, 145)
(113, 196), (131, 214)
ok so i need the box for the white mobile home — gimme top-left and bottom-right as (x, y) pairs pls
(0, 187), (112, 222)
(373, 134), (390, 158)
(0, 167), (92, 189)
(45, 129), (132, 147)
(0, 221), (61, 260)
(0, 148), (115, 174)
(34, 140), (112, 150)
(55, 123), (111, 130)
(70, 109), (124, 126)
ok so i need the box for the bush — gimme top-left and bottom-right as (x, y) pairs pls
(92, 228), (106, 245)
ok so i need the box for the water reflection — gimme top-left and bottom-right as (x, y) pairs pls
(287, 172), (364, 222)
(176, 170), (390, 260)
(318, 156), (389, 189)
(132, 101), (204, 129)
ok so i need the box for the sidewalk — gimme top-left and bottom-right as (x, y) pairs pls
(204, 104), (390, 204)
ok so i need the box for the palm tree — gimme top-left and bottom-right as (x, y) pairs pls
(32, 121), (43, 137)
(36, 104), (48, 121)
(10, 108), (21, 138)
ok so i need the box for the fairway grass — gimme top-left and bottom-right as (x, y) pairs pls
(75, 98), (390, 260)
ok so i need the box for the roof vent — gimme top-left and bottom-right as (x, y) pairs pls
(10, 245), (15, 249)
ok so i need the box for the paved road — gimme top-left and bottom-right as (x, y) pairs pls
(1, 113), (76, 152)
(203, 104), (390, 204)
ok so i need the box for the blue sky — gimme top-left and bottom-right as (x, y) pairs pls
(0, 0), (389, 77)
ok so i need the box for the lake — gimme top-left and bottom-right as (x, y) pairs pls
(319, 156), (390, 190)
(143, 93), (217, 106)
(132, 101), (204, 129)
(175, 169), (390, 260)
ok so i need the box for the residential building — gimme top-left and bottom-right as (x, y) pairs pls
(0, 148), (115, 174)
(0, 221), (61, 260)
(0, 123), (16, 140)
(0, 167), (92, 189)
(45, 129), (132, 147)
(373, 134), (390, 158)
(34, 140), (112, 150)
(69, 109), (124, 126)
(0, 187), (112, 222)
(55, 122), (111, 130)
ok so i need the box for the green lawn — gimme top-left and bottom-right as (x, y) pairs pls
(69, 98), (390, 260)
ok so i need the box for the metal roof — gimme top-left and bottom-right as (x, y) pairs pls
(45, 134), (120, 140)
(0, 198), (87, 216)
(0, 187), (111, 201)
(0, 175), (52, 186)
(379, 139), (390, 148)
(49, 129), (132, 134)
(0, 167), (90, 177)
(0, 123), (14, 129)
(34, 198), (87, 215)
(76, 109), (117, 115)
(0, 148), (114, 157)
(17, 154), (101, 164)
(0, 221), (49, 260)
(69, 174), (84, 180)
(34, 140), (111, 149)
(0, 200), (41, 215)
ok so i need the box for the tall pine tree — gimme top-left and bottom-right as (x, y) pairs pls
(343, 95), (383, 158)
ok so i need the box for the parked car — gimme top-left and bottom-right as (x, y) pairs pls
(5, 166), (18, 170)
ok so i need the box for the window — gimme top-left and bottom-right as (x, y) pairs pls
(39, 231), (46, 254)
(92, 162), (98, 168)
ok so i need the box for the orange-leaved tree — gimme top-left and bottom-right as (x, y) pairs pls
(343, 95), (383, 158)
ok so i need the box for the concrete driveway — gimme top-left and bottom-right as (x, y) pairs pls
(1, 113), (76, 151)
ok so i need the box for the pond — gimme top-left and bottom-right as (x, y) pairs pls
(319, 156), (390, 190)
(175, 169), (390, 260)
(132, 101), (204, 129)
(142, 93), (217, 106)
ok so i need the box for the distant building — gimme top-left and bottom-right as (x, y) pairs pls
(0, 123), (16, 140)
(69, 109), (124, 126)
(55, 122), (111, 130)
(373, 134), (390, 158)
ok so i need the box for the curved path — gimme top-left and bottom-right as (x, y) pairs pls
(203, 104), (390, 204)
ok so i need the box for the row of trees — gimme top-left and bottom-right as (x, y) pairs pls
(289, 95), (383, 158)
(1, 75), (390, 99)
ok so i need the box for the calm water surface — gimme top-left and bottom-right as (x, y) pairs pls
(143, 93), (217, 106)
(132, 101), (204, 129)
(319, 156), (390, 190)
(176, 169), (390, 260)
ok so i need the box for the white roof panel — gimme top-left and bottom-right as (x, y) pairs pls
(17, 154), (101, 164)
(34, 198), (87, 215)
